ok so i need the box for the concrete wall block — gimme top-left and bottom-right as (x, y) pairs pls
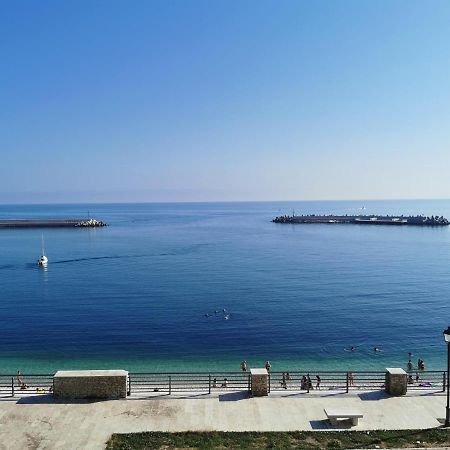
(53, 370), (128, 399)
(385, 368), (407, 396)
(251, 368), (268, 397)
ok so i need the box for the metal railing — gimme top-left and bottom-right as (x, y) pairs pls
(0, 373), (53, 398)
(0, 370), (446, 398)
(269, 371), (385, 392)
(128, 372), (250, 395)
(406, 370), (447, 391)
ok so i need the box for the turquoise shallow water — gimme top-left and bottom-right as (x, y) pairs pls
(0, 200), (450, 374)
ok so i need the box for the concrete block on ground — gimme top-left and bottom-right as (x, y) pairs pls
(385, 368), (407, 396)
(53, 370), (128, 399)
(251, 368), (268, 397)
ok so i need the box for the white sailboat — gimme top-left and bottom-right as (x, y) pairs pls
(37, 234), (48, 266)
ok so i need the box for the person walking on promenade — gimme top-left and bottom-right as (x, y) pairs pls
(240, 360), (247, 372)
(265, 361), (271, 372)
(316, 375), (321, 390)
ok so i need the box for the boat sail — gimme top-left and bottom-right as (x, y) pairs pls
(37, 234), (48, 266)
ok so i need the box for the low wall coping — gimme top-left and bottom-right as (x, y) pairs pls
(386, 368), (406, 375)
(54, 370), (128, 378)
(250, 368), (268, 376)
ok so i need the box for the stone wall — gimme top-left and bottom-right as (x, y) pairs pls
(251, 368), (268, 396)
(53, 370), (128, 399)
(385, 368), (407, 396)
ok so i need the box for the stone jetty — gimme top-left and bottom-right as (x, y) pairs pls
(272, 214), (449, 226)
(0, 218), (108, 228)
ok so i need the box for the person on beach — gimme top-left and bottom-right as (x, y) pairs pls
(221, 378), (228, 387)
(16, 370), (28, 390)
(265, 361), (271, 372)
(348, 372), (354, 386)
(240, 361), (247, 372)
(301, 375), (307, 390)
(407, 359), (413, 370)
(316, 375), (321, 390)
(281, 372), (287, 389)
(307, 374), (313, 390)
(213, 378), (217, 388)
(408, 375), (414, 384)
(418, 359), (425, 370)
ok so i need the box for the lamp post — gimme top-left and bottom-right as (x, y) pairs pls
(444, 326), (450, 427)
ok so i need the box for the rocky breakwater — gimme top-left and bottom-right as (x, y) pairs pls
(272, 214), (450, 226)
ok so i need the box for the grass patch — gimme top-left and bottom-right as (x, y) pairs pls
(106, 428), (450, 449)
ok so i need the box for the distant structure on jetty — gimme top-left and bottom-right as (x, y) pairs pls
(0, 218), (108, 229)
(272, 214), (449, 226)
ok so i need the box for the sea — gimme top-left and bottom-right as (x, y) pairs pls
(1, 200), (449, 375)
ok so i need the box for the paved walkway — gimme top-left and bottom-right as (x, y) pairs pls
(0, 390), (447, 450)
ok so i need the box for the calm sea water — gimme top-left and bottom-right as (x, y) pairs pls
(1, 200), (450, 374)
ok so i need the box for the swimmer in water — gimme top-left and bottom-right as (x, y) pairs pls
(351, 346), (356, 352)
(373, 347), (382, 352)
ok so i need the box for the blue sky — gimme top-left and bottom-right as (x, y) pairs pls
(1, 0), (450, 203)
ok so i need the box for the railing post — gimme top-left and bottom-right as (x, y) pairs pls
(11, 377), (15, 397)
(346, 372), (349, 393)
(128, 375), (131, 396)
(208, 374), (211, 394)
(248, 374), (251, 391)
(444, 371), (447, 393)
(268, 374), (271, 393)
(169, 375), (172, 395)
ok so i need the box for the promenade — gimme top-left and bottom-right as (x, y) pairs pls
(0, 389), (447, 450)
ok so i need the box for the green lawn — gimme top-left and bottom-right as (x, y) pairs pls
(106, 429), (450, 449)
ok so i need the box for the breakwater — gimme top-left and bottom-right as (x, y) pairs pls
(0, 218), (108, 228)
(272, 214), (449, 226)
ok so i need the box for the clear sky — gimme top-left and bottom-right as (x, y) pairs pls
(1, 0), (450, 203)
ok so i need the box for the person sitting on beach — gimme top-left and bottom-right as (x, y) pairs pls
(407, 375), (414, 384)
(221, 378), (228, 388)
(240, 360), (247, 372)
(213, 378), (217, 388)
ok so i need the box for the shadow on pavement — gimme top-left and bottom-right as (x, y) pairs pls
(358, 391), (389, 401)
(16, 395), (116, 405)
(310, 419), (353, 430)
(219, 391), (251, 402)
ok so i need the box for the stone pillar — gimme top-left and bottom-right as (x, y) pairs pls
(385, 368), (407, 396)
(251, 368), (269, 396)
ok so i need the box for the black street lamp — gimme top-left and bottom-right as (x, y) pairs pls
(444, 326), (450, 427)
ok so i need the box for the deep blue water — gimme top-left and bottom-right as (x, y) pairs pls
(1, 200), (450, 374)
